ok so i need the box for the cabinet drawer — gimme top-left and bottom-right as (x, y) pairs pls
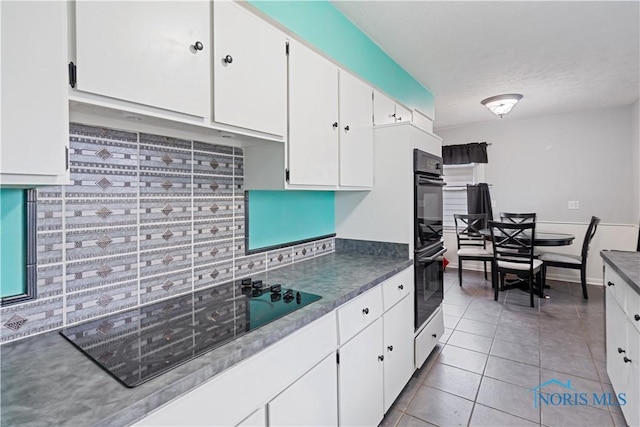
(605, 267), (628, 312)
(337, 286), (383, 344)
(382, 267), (413, 311)
(415, 306), (443, 369)
(627, 285), (640, 333)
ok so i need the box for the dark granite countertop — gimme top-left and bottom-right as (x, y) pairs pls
(0, 252), (412, 427)
(601, 250), (640, 295)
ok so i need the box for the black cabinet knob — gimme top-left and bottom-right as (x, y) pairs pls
(607, 281), (615, 287)
(378, 355), (384, 362)
(397, 116), (402, 121)
(432, 333), (437, 338)
(398, 284), (404, 290)
(624, 357), (632, 363)
(362, 307), (369, 315)
(194, 41), (204, 51)
(223, 55), (233, 64)
(332, 122), (338, 129)
(387, 345), (393, 351)
(635, 314), (640, 321)
(618, 347), (626, 354)
(344, 125), (350, 132)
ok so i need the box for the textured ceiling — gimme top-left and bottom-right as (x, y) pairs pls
(332, 1), (640, 130)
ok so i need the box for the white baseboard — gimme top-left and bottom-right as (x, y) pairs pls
(448, 263), (603, 286)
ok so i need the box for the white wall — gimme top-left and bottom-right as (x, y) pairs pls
(438, 105), (638, 285)
(439, 106), (635, 224)
(632, 100), (640, 227)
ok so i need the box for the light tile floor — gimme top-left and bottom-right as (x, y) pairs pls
(380, 269), (629, 427)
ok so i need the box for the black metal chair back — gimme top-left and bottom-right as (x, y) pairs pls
(489, 220), (541, 307)
(454, 214), (488, 249)
(453, 213), (492, 286)
(500, 212), (537, 224)
(581, 216), (601, 261)
(489, 220), (536, 266)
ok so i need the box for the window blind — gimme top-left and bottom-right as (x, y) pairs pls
(443, 164), (476, 227)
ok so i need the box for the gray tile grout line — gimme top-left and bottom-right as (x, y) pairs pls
(382, 274), (615, 426)
(412, 273), (614, 427)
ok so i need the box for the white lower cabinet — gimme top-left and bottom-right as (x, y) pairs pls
(338, 318), (385, 427)
(268, 354), (338, 426)
(134, 313), (336, 427)
(605, 263), (640, 427)
(383, 296), (415, 413)
(237, 407), (266, 427)
(337, 279), (416, 426)
(415, 306), (444, 369)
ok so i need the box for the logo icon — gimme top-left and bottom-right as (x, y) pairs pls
(531, 378), (626, 408)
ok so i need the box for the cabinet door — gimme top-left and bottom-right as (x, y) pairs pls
(269, 355), (338, 426)
(237, 407), (266, 427)
(288, 41), (339, 187)
(213, 2), (286, 136)
(624, 318), (640, 427)
(1, 1), (69, 184)
(606, 295), (629, 396)
(75, 1), (209, 117)
(373, 90), (396, 125)
(339, 71), (373, 188)
(338, 319), (384, 427)
(394, 104), (412, 123)
(383, 296), (415, 413)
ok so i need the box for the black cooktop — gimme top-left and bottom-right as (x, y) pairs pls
(59, 278), (321, 388)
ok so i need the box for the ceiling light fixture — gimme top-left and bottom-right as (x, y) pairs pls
(481, 94), (523, 118)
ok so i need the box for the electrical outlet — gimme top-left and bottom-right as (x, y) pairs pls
(568, 201), (580, 210)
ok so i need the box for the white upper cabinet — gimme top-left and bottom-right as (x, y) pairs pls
(373, 90), (397, 126)
(1, 0), (69, 185)
(374, 89), (412, 125)
(339, 71), (374, 188)
(74, 1), (210, 117)
(213, 1), (287, 136)
(288, 40), (339, 187)
(394, 103), (412, 123)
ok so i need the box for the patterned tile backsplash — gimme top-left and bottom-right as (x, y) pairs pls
(0, 123), (335, 344)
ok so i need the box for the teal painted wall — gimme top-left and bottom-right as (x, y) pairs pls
(248, 0), (435, 116)
(247, 191), (335, 251)
(0, 189), (26, 297)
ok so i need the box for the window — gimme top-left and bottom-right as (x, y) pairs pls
(442, 164), (477, 227)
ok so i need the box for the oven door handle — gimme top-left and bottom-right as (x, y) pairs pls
(417, 247), (447, 262)
(417, 178), (446, 186)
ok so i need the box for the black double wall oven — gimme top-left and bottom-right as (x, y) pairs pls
(414, 149), (445, 332)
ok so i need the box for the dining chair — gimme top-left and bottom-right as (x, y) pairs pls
(500, 212), (537, 223)
(489, 220), (542, 307)
(453, 214), (493, 286)
(539, 216), (601, 299)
